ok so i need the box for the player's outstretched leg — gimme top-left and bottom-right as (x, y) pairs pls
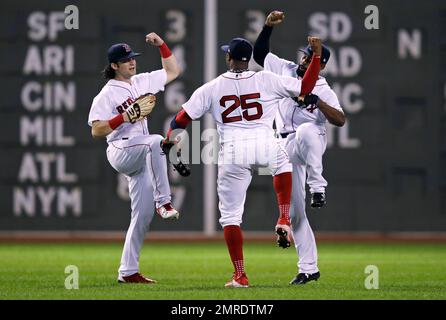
(218, 164), (251, 287)
(289, 164), (320, 285)
(118, 168), (157, 284)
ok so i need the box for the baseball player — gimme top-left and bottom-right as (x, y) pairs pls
(88, 32), (180, 284)
(253, 11), (346, 285)
(163, 36), (323, 287)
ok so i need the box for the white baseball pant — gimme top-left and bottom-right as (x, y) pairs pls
(217, 135), (292, 227)
(106, 134), (171, 277)
(284, 122), (327, 274)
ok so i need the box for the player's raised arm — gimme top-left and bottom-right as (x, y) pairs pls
(300, 37), (322, 95)
(146, 32), (180, 84)
(253, 10), (284, 66)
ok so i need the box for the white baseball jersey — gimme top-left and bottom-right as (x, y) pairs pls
(264, 53), (343, 133)
(185, 70), (300, 228)
(88, 69), (167, 142)
(182, 70), (302, 142)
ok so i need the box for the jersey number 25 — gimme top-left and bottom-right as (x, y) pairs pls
(220, 93), (263, 123)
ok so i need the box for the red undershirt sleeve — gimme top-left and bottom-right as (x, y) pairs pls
(300, 55), (321, 95)
(166, 108), (192, 139)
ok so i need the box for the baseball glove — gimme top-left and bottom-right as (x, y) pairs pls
(294, 93), (319, 108)
(126, 94), (156, 124)
(161, 139), (191, 177)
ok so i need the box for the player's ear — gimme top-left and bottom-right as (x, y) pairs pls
(320, 63), (326, 70)
(111, 63), (119, 71)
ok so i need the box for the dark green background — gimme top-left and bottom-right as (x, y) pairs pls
(0, 0), (445, 232)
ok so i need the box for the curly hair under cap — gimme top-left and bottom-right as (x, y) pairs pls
(102, 64), (116, 80)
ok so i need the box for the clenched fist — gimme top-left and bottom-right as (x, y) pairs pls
(308, 36), (322, 56)
(265, 10), (285, 27)
(145, 32), (164, 47)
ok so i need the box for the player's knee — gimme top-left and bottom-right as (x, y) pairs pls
(297, 124), (322, 148)
(296, 123), (314, 139)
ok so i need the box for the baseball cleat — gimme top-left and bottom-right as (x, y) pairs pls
(156, 203), (179, 220)
(118, 273), (157, 284)
(275, 223), (291, 249)
(311, 192), (326, 208)
(225, 273), (249, 288)
(289, 272), (320, 285)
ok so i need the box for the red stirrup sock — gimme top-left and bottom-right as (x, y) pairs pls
(273, 172), (292, 225)
(223, 225), (245, 277)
